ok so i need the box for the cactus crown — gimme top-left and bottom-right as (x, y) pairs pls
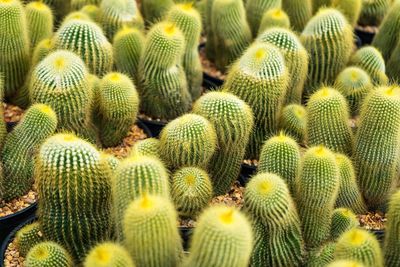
(336, 67), (372, 90)
(327, 260), (365, 267)
(302, 8), (351, 36)
(349, 46), (386, 74)
(26, 242), (72, 267)
(258, 27), (304, 53)
(84, 242), (135, 267)
(309, 87), (349, 108)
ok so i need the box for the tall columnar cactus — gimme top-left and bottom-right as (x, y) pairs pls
(95, 72), (139, 147)
(36, 134), (113, 262)
(184, 206), (253, 267)
(349, 46), (388, 86)
(327, 260), (365, 267)
(71, 0), (100, 10)
(279, 104), (307, 144)
(306, 87), (354, 155)
(123, 194), (183, 267)
(171, 167), (213, 217)
(245, 173), (304, 266)
(29, 50), (96, 142)
(358, 0), (391, 26)
(282, 0), (312, 32)
(54, 18), (113, 77)
(312, 0), (331, 13)
(80, 4), (101, 22)
(42, 0), (71, 21)
(296, 146), (340, 249)
(258, 8), (290, 34)
(167, 3), (203, 100)
(193, 92), (254, 195)
(204, 0), (216, 60)
(25, 1), (53, 49)
(138, 22), (191, 120)
(384, 190), (400, 267)
(113, 155), (170, 240)
(223, 42), (289, 158)
(306, 242), (337, 267)
(331, 208), (360, 240)
(301, 8), (353, 96)
(371, 2), (400, 61)
(211, 0), (252, 71)
(1, 104), (57, 201)
(334, 67), (373, 115)
(84, 242), (135, 267)
(335, 229), (384, 267)
(245, 0), (281, 36)
(354, 86), (400, 210)
(15, 222), (44, 257)
(386, 39), (400, 82)
(332, 0), (362, 26)
(100, 0), (144, 39)
(0, 0), (30, 99)
(160, 114), (217, 169)
(258, 133), (300, 195)
(335, 153), (367, 214)
(113, 25), (144, 84)
(129, 138), (161, 158)
(257, 27), (308, 104)
(31, 38), (53, 66)
(26, 242), (73, 267)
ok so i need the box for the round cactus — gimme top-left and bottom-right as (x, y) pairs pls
(140, 0), (174, 24)
(358, 0), (391, 26)
(42, 0), (71, 21)
(84, 242), (135, 267)
(61, 10), (92, 24)
(26, 242), (73, 267)
(258, 8), (291, 34)
(332, 0), (362, 26)
(279, 104), (307, 144)
(384, 190), (400, 267)
(71, 0), (100, 10)
(15, 222), (44, 257)
(102, 152), (120, 172)
(282, 0), (312, 32)
(386, 39), (400, 82)
(129, 138), (161, 158)
(25, 1), (54, 49)
(327, 260), (365, 267)
(80, 4), (101, 22)
(331, 208), (360, 240)
(245, 0), (281, 36)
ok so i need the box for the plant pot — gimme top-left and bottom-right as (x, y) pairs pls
(6, 122), (17, 133)
(136, 119), (154, 138)
(198, 43), (224, 89)
(355, 28), (375, 46)
(371, 229), (385, 244)
(179, 226), (194, 251)
(240, 163), (257, 181)
(138, 117), (166, 138)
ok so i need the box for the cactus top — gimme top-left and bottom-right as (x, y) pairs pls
(349, 46), (386, 73)
(258, 27), (304, 53)
(302, 8), (351, 36)
(338, 228), (378, 247)
(336, 67), (371, 88)
(327, 260), (365, 267)
(27, 1), (51, 11)
(84, 242), (135, 267)
(100, 0), (141, 21)
(309, 86), (348, 107)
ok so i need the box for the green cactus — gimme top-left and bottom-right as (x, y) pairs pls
(327, 260), (366, 267)
(249, 218), (268, 267)
(212, 0), (252, 71)
(279, 104), (307, 144)
(113, 155), (170, 240)
(184, 206), (253, 267)
(140, 0), (174, 24)
(123, 194), (183, 267)
(84, 242), (135, 267)
(258, 133), (300, 195)
(25, 1), (53, 49)
(223, 42), (289, 159)
(80, 4), (101, 22)
(258, 8), (290, 34)
(129, 138), (161, 158)
(245, 0), (281, 36)
(100, 0), (144, 40)
(167, 3), (203, 100)
(386, 39), (400, 82)
(305, 242), (336, 267)
(349, 46), (388, 86)
(0, 0), (30, 99)
(193, 92), (254, 195)
(26, 242), (73, 267)
(204, 0), (216, 60)
(31, 38), (53, 66)
(296, 146), (340, 249)
(301, 8), (353, 96)
(1, 104), (57, 201)
(245, 172), (304, 266)
(358, 0), (391, 26)
(331, 208), (360, 240)
(138, 22), (192, 120)
(334, 229), (384, 267)
(160, 114), (217, 169)
(36, 133), (113, 262)
(332, 0), (362, 26)
(354, 86), (400, 210)
(0, 77), (7, 148)
(102, 152), (120, 171)
(71, 0), (100, 10)
(61, 10), (92, 24)
(306, 87), (354, 155)
(171, 167), (213, 217)
(15, 222), (44, 257)
(334, 67), (373, 115)
(384, 189), (400, 267)
(282, 0), (312, 32)
(257, 27), (308, 104)
(312, 0), (331, 13)
(42, 0), (71, 21)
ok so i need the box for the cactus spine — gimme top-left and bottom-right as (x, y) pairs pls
(80, 4), (101, 22)
(306, 242), (337, 267)
(84, 242), (135, 267)
(26, 242), (73, 267)
(279, 104), (307, 144)
(31, 38), (53, 66)
(384, 190), (400, 267)
(129, 138), (161, 158)
(282, 0), (312, 32)
(245, 0), (281, 36)
(15, 222), (44, 257)
(386, 39), (400, 82)
(258, 8), (290, 34)
(328, 260), (366, 267)
(358, 0), (391, 26)
(25, 1), (53, 49)
(332, 0), (362, 26)
(331, 208), (359, 240)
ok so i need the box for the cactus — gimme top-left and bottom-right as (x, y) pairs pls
(312, 0), (331, 13)
(296, 146), (340, 249)
(102, 153), (120, 171)
(245, 172), (304, 266)
(358, 0), (391, 26)
(349, 46), (388, 86)
(245, 0), (281, 36)
(54, 18), (113, 77)
(331, 208), (360, 240)
(42, 0), (71, 21)
(335, 153), (367, 214)
(140, 0), (174, 24)
(386, 39), (400, 82)
(306, 242), (336, 267)
(113, 155), (170, 240)
(258, 8), (290, 34)
(249, 218), (268, 266)
(193, 92), (254, 195)
(71, 0), (100, 10)
(15, 222), (44, 257)
(62, 10), (92, 24)
(138, 22), (192, 120)
(1, 104), (57, 201)
(0, 0), (30, 99)
(129, 138), (161, 158)
(25, 1), (53, 49)
(31, 38), (53, 66)
(332, 0), (362, 26)
(171, 167), (213, 217)
(258, 133), (300, 195)
(354, 86), (400, 210)
(84, 242), (135, 267)
(36, 133), (113, 262)
(160, 114), (217, 169)
(384, 190), (400, 267)
(306, 87), (354, 155)
(257, 27), (308, 104)
(204, 0), (216, 60)
(334, 67), (373, 115)
(184, 206), (253, 267)
(167, 3), (203, 100)
(282, 0), (312, 32)
(223, 42), (288, 158)
(328, 260), (365, 267)
(301, 8), (353, 96)
(212, 0), (252, 71)
(100, 0), (144, 40)
(123, 194), (183, 267)
(0, 76), (7, 148)
(80, 4), (101, 22)
(26, 242), (73, 267)
(279, 104), (307, 144)
(334, 229), (384, 267)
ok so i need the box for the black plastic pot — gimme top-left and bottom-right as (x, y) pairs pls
(371, 229), (385, 244)
(240, 163), (257, 181)
(136, 119), (154, 138)
(355, 28), (375, 46)
(179, 226), (194, 251)
(6, 122), (17, 133)
(138, 118), (166, 138)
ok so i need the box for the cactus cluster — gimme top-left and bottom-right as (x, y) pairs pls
(26, 242), (73, 267)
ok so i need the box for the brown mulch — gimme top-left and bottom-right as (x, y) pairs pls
(199, 46), (226, 81)
(4, 239), (23, 267)
(243, 159), (259, 167)
(138, 113), (168, 124)
(358, 212), (386, 231)
(0, 190), (37, 218)
(3, 104), (24, 123)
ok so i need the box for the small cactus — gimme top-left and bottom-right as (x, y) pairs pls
(358, 0), (391, 26)
(331, 208), (360, 240)
(31, 38), (53, 67)
(140, 0), (174, 24)
(71, 0), (100, 10)
(25, 1), (54, 49)
(282, 0), (312, 32)
(384, 190), (400, 267)
(129, 138), (161, 158)
(327, 260), (365, 267)
(15, 222), (44, 257)
(279, 104), (307, 144)
(306, 242), (336, 267)
(258, 8), (291, 34)
(80, 4), (101, 22)
(26, 242), (73, 267)
(332, 0), (362, 26)
(84, 242), (135, 267)
(245, 0), (281, 36)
